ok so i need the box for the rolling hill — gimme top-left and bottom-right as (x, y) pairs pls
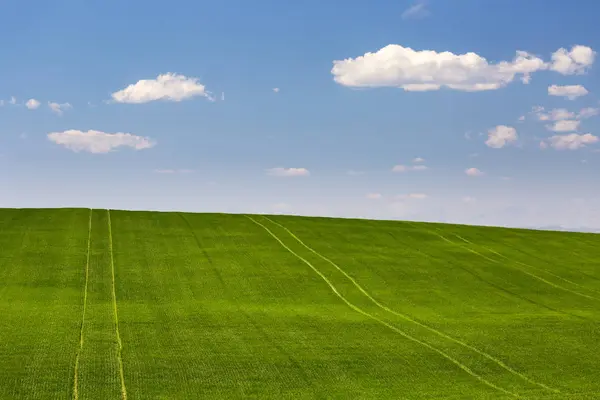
(0, 208), (599, 399)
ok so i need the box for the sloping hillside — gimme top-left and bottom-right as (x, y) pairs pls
(0, 208), (599, 399)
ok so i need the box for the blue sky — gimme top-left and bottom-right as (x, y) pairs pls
(1, 0), (599, 230)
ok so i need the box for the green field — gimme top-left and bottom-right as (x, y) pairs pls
(1, 208), (599, 399)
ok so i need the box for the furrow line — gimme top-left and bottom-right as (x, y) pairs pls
(263, 216), (558, 394)
(424, 225), (599, 302)
(247, 216), (522, 399)
(107, 210), (128, 400)
(452, 233), (600, 296)
(72, 208), (93, 400)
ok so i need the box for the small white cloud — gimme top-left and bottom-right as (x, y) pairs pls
(548, 84), (588, 100)
(273, 88), (280, 93)
(221, 92), (225, 101)
(413, 157), (425, 163)
(366, 193), (383, 200)
(392, 164), (428, 172)
(465, 167), (484, 176)
(518, 115), (525, 121)
(396, 193), (428, 200)
(25, 99), (40, 110)
(9, 96), (17, 105)
(485, 125), (518, 148)
(546, 119), (581, 132)
(401, 0), (430, 20)
(540, 140), (548, 149)
(550, 45), (596, 75)
(547, 133), (598, 150)
(48, 102), (72, 116)
(47, 129), (156, 153)
(267, 167), (310, 177)
(111, 73), (210, 104)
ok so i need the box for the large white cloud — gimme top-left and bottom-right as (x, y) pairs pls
(550, 45), (596, 75)
(546, 133), (598, 150)
(266, 167), (310, 177)
(548, 84), (588, 100)
(111, 73), (210, 104)
(331, 45), (594, 92)
(47, 129), (156, 153)
(485, 125), (518, 148)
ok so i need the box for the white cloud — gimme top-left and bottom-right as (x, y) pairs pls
(273, 88), (280, 93)
(532, 106), (575, 121)
(401, 0), (430, 19)
(550, 45), (596, 75)
(47, 129), (156, 153)
(332, 45), (549, 92)
(392, 164), (428, 172)
(25, 99), (40, 110)
(396, 193), (428, 200)
(546, 119), (580, 132)
(548, 84), (588, 100)
(111, 73), (210, 104)
(48, 102), (72, 115)
(9, 96), (16, 105)
(577, 107), (599, 119)
(465, 167), (484, 176)
(532, 106), (598, 122)
(518, 115), (525, 121)
(332, 44), (595, 92)
(546, 133), (598, 150)
(413, 157), (425, 163)
(221, 92), (225, 101)
(366, 193), (383, 200)
(267, 167), (310, 177)
(485, 125), (518, 148)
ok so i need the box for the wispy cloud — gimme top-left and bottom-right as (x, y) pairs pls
(267, 167), (310, 177)
(47, 129), (156, 153)
(392, 164), (428, 172)
(48, 101), (72, 116)
(401, 0), (430, 20)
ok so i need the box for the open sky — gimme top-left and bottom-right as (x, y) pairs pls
(1, 0), (599, 230)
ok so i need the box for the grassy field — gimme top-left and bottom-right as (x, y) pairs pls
(0, 208), (599, 399)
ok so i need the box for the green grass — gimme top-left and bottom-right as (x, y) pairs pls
(0, 208), (599, 399)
